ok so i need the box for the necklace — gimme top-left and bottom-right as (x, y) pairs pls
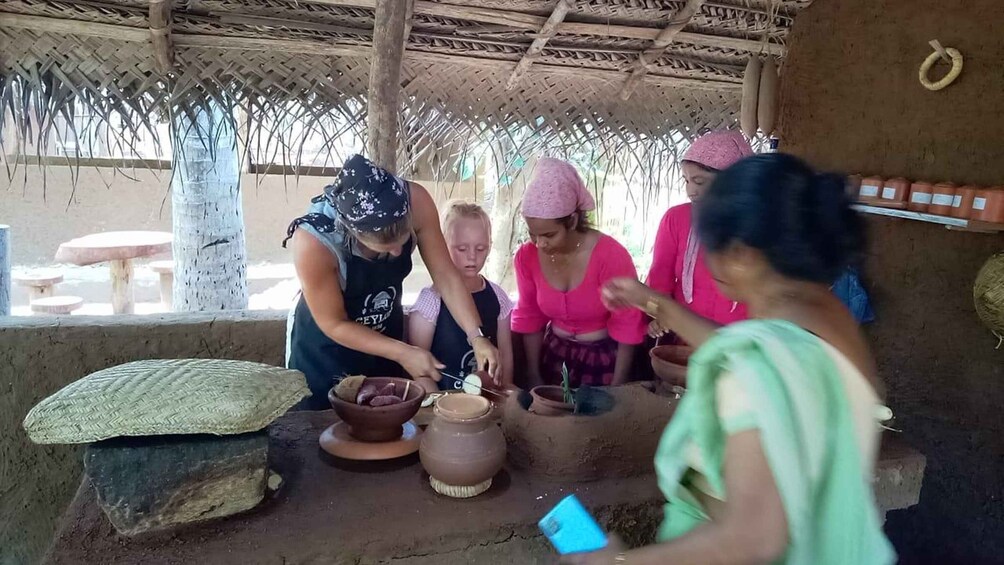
(549, 238), (583, 264)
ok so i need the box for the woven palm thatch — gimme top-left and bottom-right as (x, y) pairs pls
(23, 359), (311, 444)
(0, 0), (810, 183)
(974, 252), (1004, 342)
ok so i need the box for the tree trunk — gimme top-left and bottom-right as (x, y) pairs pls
(485, 141), (527, 291)
(0, 225), (10, 316)
(170, 104), (249, 311)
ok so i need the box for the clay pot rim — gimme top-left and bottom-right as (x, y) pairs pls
(529, 385), (575, 411)
(327, 377), (425, 412)
(434, 393), (491, 421)
(649, 344), (693, 365)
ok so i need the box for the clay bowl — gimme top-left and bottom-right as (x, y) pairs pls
(650, 345), (693, 387)
(529, 385), (574, 417)
(328, 377), (425, 442)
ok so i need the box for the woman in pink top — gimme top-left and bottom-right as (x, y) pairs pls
(513, 158), (644, 387)
(647, 130), (753, 342)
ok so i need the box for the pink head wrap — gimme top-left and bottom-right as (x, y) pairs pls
(682, 130), (754, 171)
(521, 158), (596, 219)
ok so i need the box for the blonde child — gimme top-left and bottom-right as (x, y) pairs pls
(408, 201), (514, 392)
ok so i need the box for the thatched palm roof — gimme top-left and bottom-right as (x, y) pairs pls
(0, 0), (810, 178)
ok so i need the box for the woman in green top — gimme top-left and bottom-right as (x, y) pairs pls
(570, 154), (894, 565)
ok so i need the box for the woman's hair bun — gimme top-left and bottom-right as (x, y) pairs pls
(696, 153), (865, 283)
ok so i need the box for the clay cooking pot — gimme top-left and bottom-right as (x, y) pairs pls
(328, 377), (424, 442)
(420, 394), (506, 498)
(529, 385), (575, 416)
(650, 345), (693, 387)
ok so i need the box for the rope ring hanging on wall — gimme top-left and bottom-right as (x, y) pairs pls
(919, 47), (963, 91)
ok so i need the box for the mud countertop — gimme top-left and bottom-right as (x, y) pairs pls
(42, 410), (664, 565)
(44, 410), (926, 565)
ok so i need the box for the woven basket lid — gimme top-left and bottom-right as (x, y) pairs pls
(23, 359), (310, 444)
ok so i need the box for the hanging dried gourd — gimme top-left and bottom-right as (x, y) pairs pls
(757, 58), (779, 136)
(741, 58), (761, 139)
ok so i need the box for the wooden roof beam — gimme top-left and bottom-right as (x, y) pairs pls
(619, 0), (706, 101)
(305, 0), (786, 56)
(0, 12), (743, 92)
(505, 0), (573, 91)
(149, 0), (174, 74)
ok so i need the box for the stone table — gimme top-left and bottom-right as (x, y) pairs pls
(44, 411), (926, 565)
(55, 232), (172, 314)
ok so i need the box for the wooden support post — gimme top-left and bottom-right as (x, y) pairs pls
(366, 0), (411, 172)
(149, 0), (174, 74)
(110, 258), (135, 315)
(505, 0), (573, 90)
(0, 225), (10, 316)
(620, 0), (707, 100)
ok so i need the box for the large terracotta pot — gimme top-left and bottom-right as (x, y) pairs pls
(420, 394), (506, 498)
(328, 377), (424, 442)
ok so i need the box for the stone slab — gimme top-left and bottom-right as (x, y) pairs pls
(84, 431), (268, 536)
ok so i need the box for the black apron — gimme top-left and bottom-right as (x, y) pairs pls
(429, 282), (500, 391)
(287, 237), (414, 410)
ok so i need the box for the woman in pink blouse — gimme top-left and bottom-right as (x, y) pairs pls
(513, 158), (644, 388)
(647, 130), (753, 343)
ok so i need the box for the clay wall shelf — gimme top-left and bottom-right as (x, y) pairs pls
(853, 204), (1004, 234)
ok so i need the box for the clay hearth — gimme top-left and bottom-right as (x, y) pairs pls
(502, 385), (677, 481)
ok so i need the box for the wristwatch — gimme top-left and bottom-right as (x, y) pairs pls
(466, 326), (489, 346)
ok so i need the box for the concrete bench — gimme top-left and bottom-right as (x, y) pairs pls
(30, 296), (84, 316)
(148, 261), (173, 309)
(14, 272), (64, 302)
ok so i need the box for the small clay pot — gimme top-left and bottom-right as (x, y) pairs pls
(858, 176), (884, 204)
(420, 394), (506, 498)
(929, 182), (957, 216)
(951, 186), (978, 219)
(972, 187), (1004, 223)
(877, 177), (910, 208)
(650, 345), (693, 387)
(907, 181), (934, 212)
(529, 386), (574, 417)
(328, 377), (424, 442)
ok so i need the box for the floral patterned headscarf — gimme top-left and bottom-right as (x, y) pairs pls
(325, 154), (410, 232)
(282, 154), (410, 248)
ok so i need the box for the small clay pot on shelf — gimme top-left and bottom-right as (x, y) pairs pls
(907, 181), (933, 212)
(875, 177), (910, 209)
(857, 176), (884, 204)
(972, 188), (1004, 223)
(951, 186), (978, 219)
(929, 182), (957, 216)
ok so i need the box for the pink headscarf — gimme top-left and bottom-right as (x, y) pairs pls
(521, 158), (596, 219)
(682, 130), (754, 171)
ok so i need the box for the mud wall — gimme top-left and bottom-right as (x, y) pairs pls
(0, 167), (479, 266)
(778, 0), (1004, 561)
(0, 311), (287, 565)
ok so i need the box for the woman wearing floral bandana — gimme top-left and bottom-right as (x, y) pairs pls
(284, 154), (500, 410)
